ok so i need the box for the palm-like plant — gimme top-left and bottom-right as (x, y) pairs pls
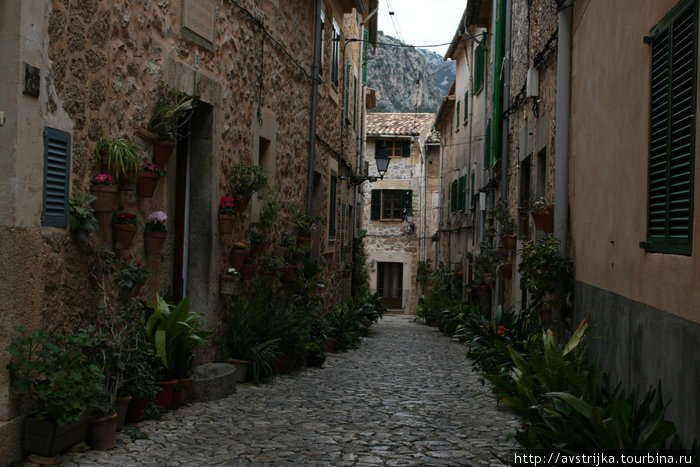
(94, 136), (144, 179)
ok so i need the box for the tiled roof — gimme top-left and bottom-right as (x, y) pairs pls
(426, 130), (441, 144)
(366, 113), (435, 136)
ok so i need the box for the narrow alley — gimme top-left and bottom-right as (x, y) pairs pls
(54, 315), (518, 466)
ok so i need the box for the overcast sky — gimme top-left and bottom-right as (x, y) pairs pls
(376, 0), (466, 57)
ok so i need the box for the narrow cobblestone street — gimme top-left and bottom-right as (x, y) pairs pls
(56, 315), (518, 466)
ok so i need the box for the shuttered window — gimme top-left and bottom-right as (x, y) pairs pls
(458, 175), (467, 211)
(474, 44), (485, 93)
(450, 180), (458, 213)
(471, 171), (476, 207)
(456, 101), (460, 130)
(329, 171), (338, 239)
(331, 20), (340, 88)
(345, 59), (351, 121)
(340, 201), (346, 261)
(644, 0), (696, 255)
(42, 127), (71, 227)
(319, 11), (325, 77)
(353, 75), (357, 130)
(362, 29), (369, 85)
(370, 189), (412, 220)
(464, 90), (469, 123)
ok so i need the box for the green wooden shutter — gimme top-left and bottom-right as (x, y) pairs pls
(329, 172), (337, 238)
(362, 29), (369, 85)
(42, 127), (71, 227)
(353, 75), (357, 130)
(484, 119), (492, 167)
(645, 0), (696, 255)
(451, 180), (458, 213)
(464, 90), (469, 122)
(340, 201), (346, 261)
(470, 171), (476, 207)
(370, 189), (381, 220)
(456, 101), (460, 130)
(458, 175), (466, 211)
(474, 45), (484, 92)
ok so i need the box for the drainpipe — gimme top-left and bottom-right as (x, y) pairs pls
(437, 133), (444, 264)
(306, 0), (322, 216)
(554, 0), (572, 254)
(498, 0), (512, 308)
(420, 136), (427, 262)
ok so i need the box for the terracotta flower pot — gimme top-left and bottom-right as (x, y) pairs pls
(499, 263), (513, 280)
(112, 223), (137, 250)
(86, 412), (118, 451)
(144, 231), (167, 255)
(153, 140), (176, 167)
(531, 209), (554, 233)
(137, 172), (160, 198)
(219, 214), (235, 235)
(155, 379), (178, 411)
(125, 396), (147, 423)
(114, 395), (132, 431)
(230, 248), (247, 269)
(171, 377), (194, 410)
(240, 263), (254, 280)
(233, 195), (250, 213)
(90, 185), (118, 212)
(501, 234), (517, 251)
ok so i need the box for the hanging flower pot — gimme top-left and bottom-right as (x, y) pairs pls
(137, 172), (160, 198)
(531, 209), (554, 233)
(501, 234), (517, 251)
(233, 195), (251, 213)
(250, 241), (266, 256)
(219, 214), (235, 235)
(90, 174), (118, 212)
(230, 245), (247, 269)
(153, 140), (176, 167)
(144, 231), (167, 255)
(112, 223), (137, 250)
(498, 263), (513, 280)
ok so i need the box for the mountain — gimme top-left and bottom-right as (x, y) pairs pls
(366, 31), (455, 113)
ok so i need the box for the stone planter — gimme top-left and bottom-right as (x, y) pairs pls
(190, 363), (238, 402)
(153, 140), (176, 167)
(144, 231), (167, 255)
(112, 223), (137, 250)
(23, 411), (91, 457)
(90, 185), (118, 213)
(137, 172), (160, 198)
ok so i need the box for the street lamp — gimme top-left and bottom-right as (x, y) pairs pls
(348, 149), (390, 187)
(404, 208), (415, 233)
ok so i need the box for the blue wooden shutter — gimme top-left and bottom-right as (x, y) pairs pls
(42, 127), (71, 227)
(370, 189), (381, 220)
(645, 0), (696, 255)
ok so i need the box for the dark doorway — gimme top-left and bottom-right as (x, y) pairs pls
(377, 262), (403, 310)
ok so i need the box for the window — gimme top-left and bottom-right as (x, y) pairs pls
(319, 11), (324, 77)
(42, 127), (71, 227)
(474, 44), (485, 93)
(470, 171), (476, 207)
(464, 90), (469, 123)
(643, 0), (697, 255)
(458, 175), (467, 211)
(378, 139), (411, 158)
(353, 74), (357, 130)
(331, 19), (340, 88)
(370, 189), (412, 220)
(329, 171), (338, 239)
(362, 28), (369, 85)
(345, 59), (351, 122)
(450, 180), (458, 213)
(456, 101), (460, 130)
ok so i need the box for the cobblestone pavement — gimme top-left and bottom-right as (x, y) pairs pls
(55, 314), (519, 466)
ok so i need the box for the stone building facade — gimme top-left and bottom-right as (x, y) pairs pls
(0, 0), (376, 461)
(361, 113), (434, 313)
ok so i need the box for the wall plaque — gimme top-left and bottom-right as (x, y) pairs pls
(183, 0), (215, 43)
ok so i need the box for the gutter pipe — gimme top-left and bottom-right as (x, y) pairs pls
(498, 0), (512, 307)
(306, 0), (323, 216)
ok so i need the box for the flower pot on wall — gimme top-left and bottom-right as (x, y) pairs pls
(144, 231), (167, 255)
(250, 241), (265, 256)
(531, 209), (554, 233)
(112, 224), (137, 250)
(501, 234), (517, 251)
(219, 214), (235, 235)
(153, 140), (176, 167)
(233, 195), (250, 213)
(498, 263), (513, 280)
(230, 249), (247, 269)
(137, 172), (160, 198)
(91, 185), (118, 212)
(86, 413), (118, 451)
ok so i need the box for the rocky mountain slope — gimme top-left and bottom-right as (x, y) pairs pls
(367, 31), (455, 113)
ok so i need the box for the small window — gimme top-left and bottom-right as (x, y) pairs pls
(381, 140), (411, 158)
(42, 127), (71, 227)
(329, 171), (338, 239)
(464, 90), (469, 123)
(331, 19), (340, 88)
(382, 190), (403, 219)
(456, 101), (461, 130)
(370, 189), (413, 221)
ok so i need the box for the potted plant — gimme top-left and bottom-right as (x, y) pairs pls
(219, 196), (236, 235)
(90, 173), (118, 213)
(5, 327), (108, 456)
(144, 211), (168, 255)
(290, 207), (315, 244)
(94, 136), (144, 189)
(250, 230), (265, 256)
(69, 191), (99, 245)
(261, 254), (286, 277)
(230, 241), (248, 269)
(240, 255), (255, 280)
(137, 162), (166, 198)
(530, 196), (554, 233)
(228, 163), (267, 211)
(284, 243), (309, 266)
(493, 200), (517, 250)
(146, 82), (198, 166)
(260, 186), (280, 232)
(112, 212), (139, 250)
(146, 295), (211, 410)
(115, 260), (148, 297)
(220, 267), (240, 295)
(498, 261), (513, 280)
(474, 241), (497, 284)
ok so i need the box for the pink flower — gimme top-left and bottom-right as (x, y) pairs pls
(148, 211), (168, 224)
(92, 173), (115, 185)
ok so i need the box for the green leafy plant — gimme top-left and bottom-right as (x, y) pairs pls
(115, 260), (149, 293)
(474, 241), (498, 276)
(146, 82), (198, 142)
(95, 136), (144, 179)
(262, 254), (286, 271)
(530, 196), (553, 211)
(228, 163), (268, 198)
(260, 187), (280, 230)
(289, 206), (317, 236)
(146, 295), (211, 379)
(493, 200), (516, 235)
(5, 327), (108, 425)
(250, 231), (264, 244)
(69, 190), (98, 244)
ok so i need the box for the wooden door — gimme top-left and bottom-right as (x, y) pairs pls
(377, 262), (403, 309)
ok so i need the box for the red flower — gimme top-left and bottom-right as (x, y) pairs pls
(497, 325), (506, 337)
